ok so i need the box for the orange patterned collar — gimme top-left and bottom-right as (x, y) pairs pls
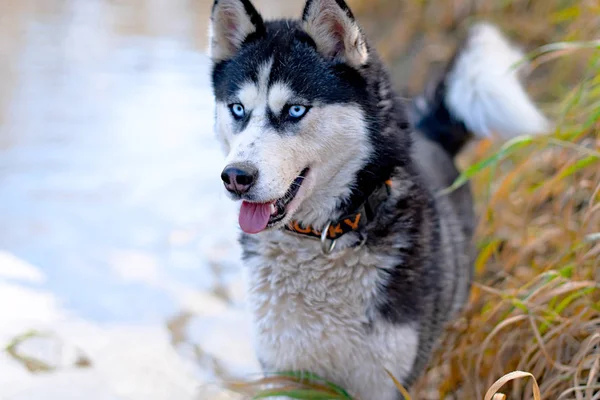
(285, 179), (392, 241)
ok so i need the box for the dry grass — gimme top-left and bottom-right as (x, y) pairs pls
(386, 2), (600, 399)
(224, 1), (599, 399)
(363, 2), (598, 398)
(413, 64), (600, 400)
(5, 330), (92, 374)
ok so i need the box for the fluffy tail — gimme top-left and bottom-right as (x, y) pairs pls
(412, 23), (551, 156)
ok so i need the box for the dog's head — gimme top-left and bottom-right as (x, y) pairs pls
(210, 0), (402, 234)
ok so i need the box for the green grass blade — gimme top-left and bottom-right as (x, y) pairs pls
(512, 40), (600, 70)
(253, 389), (343, 399)
(557, 156), (599, 181)
(266, 371), (352, 398)
(440, 135), (535, 195)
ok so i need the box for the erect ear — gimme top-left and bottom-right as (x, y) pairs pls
(210, 0), (265, 62)
(302, 0), (368, 67)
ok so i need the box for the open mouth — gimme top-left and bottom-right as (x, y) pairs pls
(238, 168), (310, 234)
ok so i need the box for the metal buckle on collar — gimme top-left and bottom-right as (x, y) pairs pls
(320, 221), (337, 255)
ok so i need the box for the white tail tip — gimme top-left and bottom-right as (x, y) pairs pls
(445, 23), (551, 140)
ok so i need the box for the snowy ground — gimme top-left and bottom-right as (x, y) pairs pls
(0, 0), (306, 398)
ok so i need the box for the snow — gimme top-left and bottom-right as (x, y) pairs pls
(0, 1), (266, 398)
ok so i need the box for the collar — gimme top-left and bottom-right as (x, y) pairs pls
(284, 179), (392, 248)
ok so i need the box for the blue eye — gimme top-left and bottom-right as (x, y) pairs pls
(230, 103), (245, 119)
(288, 105), (308, 119)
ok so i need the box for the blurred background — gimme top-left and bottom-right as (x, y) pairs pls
(0, 1), (598, 400)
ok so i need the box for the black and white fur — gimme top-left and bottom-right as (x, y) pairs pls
(209, 1), (549, 398)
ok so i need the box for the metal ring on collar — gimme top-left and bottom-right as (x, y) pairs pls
(320, 221), (337, 254)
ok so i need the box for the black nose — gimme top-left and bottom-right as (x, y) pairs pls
(221, 163), (258, 195)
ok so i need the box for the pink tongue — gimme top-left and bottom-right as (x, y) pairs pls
(239, 201), (273, 234)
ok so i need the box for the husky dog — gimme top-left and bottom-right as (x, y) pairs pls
(209, 0), (549, 398)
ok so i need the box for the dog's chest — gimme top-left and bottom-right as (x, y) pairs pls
(243, 234), (419, 399)
(248, 241), (380, 342)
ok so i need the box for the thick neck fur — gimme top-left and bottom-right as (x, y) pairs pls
(343, 48), (412, 212)
(294, 46), (413, 231)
